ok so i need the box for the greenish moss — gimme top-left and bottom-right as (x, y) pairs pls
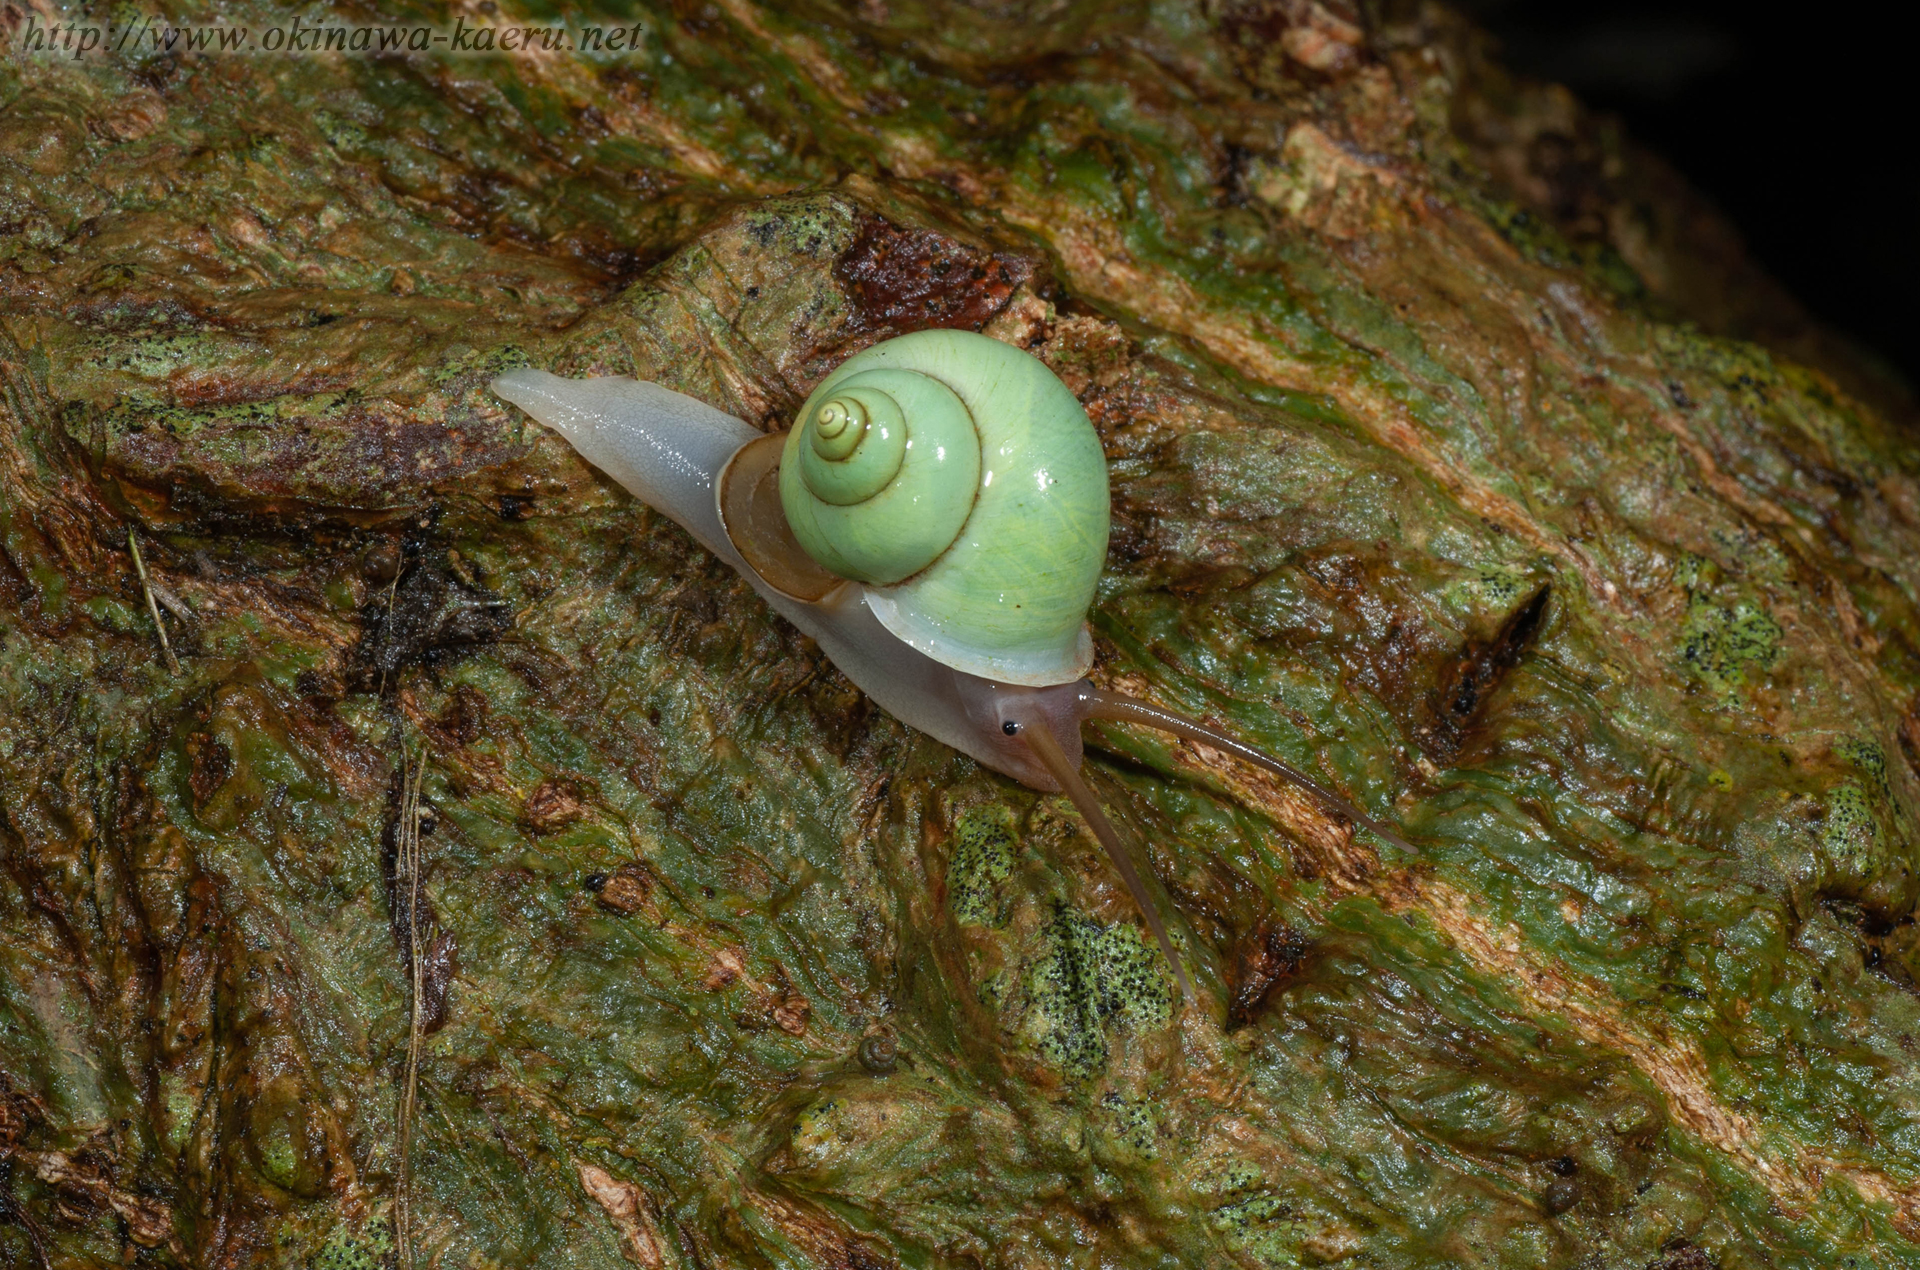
(977, 968), (1009, 1010)
(1020, 906), (1173, 1082)
(1100, 1092), (1159, 1160)
(424, 342), (537, 391)
(84, 329), (266, 380)
(1654, 324), (1782, 411)
(160, 1071), (198, 1155)
(80, 595), (139, 632)
(1680, 589), (1782, 694)
(7, 4), (1920, 1265)
(256, 1118), (301, 1190)
(1836, 738), (1891, 800)
(311, 1221), (393, 1270)
(1468, 568), (1527, 607)
(1192, 1158), (1266, 1199)
(790, 1097), (845, 1166)
(1823, 781), (1881, 867)
(1208, 1193), (1306, 1269)
(311, 109), (370, 153)
(1464, 194), (1645, 305)
(949, 806), (1017, 928)
(1440, 566), (1536, 622)
(733, 197), (857, 262)
(91, 398), (282, 447)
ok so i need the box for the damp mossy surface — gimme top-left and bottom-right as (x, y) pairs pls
(4, 3), (1920, 1269)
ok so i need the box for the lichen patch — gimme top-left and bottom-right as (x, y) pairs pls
(1014, 906), (1175, 1083)
(947, 805), (1017, 928)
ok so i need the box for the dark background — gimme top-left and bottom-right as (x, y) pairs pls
(1465, 0), (1916, 389)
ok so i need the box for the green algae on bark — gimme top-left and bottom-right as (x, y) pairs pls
(3, 2), (1920, 1268)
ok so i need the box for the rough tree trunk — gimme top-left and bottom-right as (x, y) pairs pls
(3, 2), (1919, 1268)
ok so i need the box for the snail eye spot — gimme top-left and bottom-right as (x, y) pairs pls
(1002, 720), (1020, 736)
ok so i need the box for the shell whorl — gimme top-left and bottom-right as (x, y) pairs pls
(802, 386), (906, 499)
(798, 387), (903, 502)
(776, 330), (1109, 687)
(781, 366), (982, 586)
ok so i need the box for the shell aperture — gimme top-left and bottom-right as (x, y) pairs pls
(779, 329), (1109, 688)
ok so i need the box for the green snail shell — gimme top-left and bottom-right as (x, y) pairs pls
(779, 329), (1109, 687)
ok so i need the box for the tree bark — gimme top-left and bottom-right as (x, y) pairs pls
(2, 3), (1918, 1268)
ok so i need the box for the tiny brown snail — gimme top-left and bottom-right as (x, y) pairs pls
(493, 329), (1413, 1000)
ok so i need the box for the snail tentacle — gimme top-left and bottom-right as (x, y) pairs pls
(1077, 688), (1417, 855)
(1009, 714), (1192, 1003)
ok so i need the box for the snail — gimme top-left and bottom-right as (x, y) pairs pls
(492, 329), (1413, 1000)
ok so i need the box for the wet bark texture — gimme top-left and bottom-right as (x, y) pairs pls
(3, 2), (1920, 1267)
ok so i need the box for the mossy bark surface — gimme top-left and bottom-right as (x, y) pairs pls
(3, 3), (1920, 1268)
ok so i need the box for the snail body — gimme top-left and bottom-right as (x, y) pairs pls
(493, 331), (1413, 1002)
(489, 336), (1094, 786)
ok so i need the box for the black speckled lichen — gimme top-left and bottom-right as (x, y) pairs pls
(947, 806), (1017, 929)
(310, 1222), (394, 1270)
(4, 1), (1920, 1268)
(1017, 906), (1175, 1083)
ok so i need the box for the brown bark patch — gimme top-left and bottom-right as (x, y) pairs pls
(705, 947), (748, 991)
(380, 766), (451, 1031)
(577, 1163), (667, 1268)
(420, 930), (457, 1035)
(0, 1078), (42, 1155)
(350, 552), (512, 694)
(744, 1190), (894, 1270)
(835, 215), (1031, 339)
(1098, 670), (1373, 887)
(1216, 0), (1369, 86)
(185, 732), (233, 809)
(1898, 695), (1920, 780)
(769, 990), (812, 1038)
(591, 864), (662, 922)
(703, 949), (811, 1036)
(1227, 921), (1311, 1029)
(1416, 585), (1550, 766)
(437, 684), (491, 747)
(1649, 1240), (1717, 1270)
(29, 1150), (175, 1249)
(523, 776), (592, 835)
